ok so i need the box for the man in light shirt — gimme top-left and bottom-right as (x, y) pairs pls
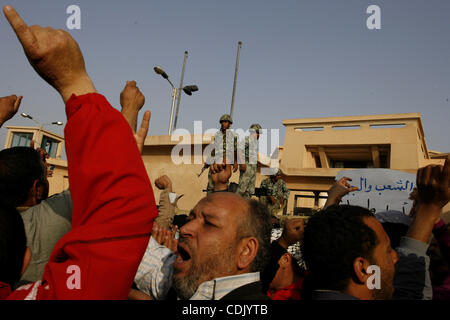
(135, 188), (272, 300)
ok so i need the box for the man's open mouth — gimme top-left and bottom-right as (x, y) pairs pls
(177, 245), (191, 261)
(174, 242), (192, 270)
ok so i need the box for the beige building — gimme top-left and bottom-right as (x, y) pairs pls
(278, 113), (446, 215)
(4, 126), (69, 196)
(4, 113), (448, 217)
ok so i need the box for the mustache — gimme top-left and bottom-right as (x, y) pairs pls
(178, 237), (192, 249)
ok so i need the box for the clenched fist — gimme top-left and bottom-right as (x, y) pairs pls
(211, 162), (232, 191)
(0, 95), (22, 126)
(155, 175), (173, 192)
(3, 5), (96, 103)
(120, 81), (146, 133)
(416, 157), (450, 210)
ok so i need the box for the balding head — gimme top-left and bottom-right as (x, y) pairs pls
(172, 192), (271, 299)
(202, 193), (272, 271)
(201, 192), (249, 220)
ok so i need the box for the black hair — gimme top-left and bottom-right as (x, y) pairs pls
(381, 222), (409, 249)
(261, 240), (307, 293)
(301, 205), (377, 292)
(237, 199), (272, 273)
(0, 201), (27, 287)
(173, 214), (188, 229)
(260, 241), (287, 292)
(0, 147), (45, 207)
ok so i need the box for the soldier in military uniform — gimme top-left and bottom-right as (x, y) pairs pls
(259, 168), (290, 216)
(237, 124), (261, 199)
(205, 114), (238, 194)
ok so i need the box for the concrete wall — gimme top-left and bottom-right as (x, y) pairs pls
(43, 113), (447, 217)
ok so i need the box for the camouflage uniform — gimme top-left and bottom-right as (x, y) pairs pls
(259, 175), (290, 215)
(206, 115), (238, 194)
(237, 125), (260, 199)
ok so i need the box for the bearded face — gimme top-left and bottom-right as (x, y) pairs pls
(172, 193), (248, 299)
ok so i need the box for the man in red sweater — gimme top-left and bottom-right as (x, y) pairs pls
(0, 5), (158, 299)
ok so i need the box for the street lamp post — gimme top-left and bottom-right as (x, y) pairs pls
(173, 51), (188, 131)
(154, 52), (199, 135)
(169, 85), (178, 135)
(21, 112), (63, 148)
(230, 41), (242, 118)
(154, 66), (177, 135)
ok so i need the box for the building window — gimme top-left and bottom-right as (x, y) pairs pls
(41, 136), (59, 158)
(330, 160), (374, 168)
(11, 132), (33, 147)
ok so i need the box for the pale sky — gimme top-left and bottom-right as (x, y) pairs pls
(1, 0), (449, 159)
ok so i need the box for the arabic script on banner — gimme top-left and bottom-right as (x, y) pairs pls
(336, 169), (416, 215)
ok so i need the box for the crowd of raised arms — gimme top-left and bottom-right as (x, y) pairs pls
(0, 5), (449, 301)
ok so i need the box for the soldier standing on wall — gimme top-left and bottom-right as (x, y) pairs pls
(237, 123), (261, 199)
(205, 114), (238, 194)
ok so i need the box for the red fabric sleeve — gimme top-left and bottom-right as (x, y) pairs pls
(9, 93), (157, 299)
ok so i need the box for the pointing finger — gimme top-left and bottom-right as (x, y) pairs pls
(137, 110), (150, 137)
(3, 6), (38, 53)
(14, 96), (23, 112)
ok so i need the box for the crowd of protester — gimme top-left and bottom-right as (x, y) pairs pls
(0, 5), (449, 300)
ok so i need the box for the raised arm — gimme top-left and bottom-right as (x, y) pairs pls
(4, 5), (157, 299)
(0, 95), (22, 128)
(120, 81), (145, 134)
(407, 157), (450, 243)
(3, 6), (96, 103)
(323, 177), (358, 209)
(119, 80), (150, 154)
(394, 157), (450, 300)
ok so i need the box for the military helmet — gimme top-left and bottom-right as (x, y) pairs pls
(249, 123), (262, 133)
(219, 114), (233, 124)
(271, 168), (282, 177)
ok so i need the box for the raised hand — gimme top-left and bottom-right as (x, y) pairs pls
(155, 175), (173, 192)
(152, 222), (178, 253)
(120, 81), (146, 133)
(416, 157), (450, 210)
(407, 187), (419, 218)
(3, 5), (96, 103)
(210, 162), (232, 191)
(0, 95), (22, 127)
(324, 177), (358, 208)
(134, 110), (150, 154)
(407, 157), (450, 243)
(165, 225), (179, 253)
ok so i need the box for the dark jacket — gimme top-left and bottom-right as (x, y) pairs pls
(220, 281), (270, 300)
(312, 291), (359, 300)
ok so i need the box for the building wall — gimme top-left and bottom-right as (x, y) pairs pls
(4, 126), (64, 159)
(39, 114), (447, 217)
(279, 113), (446, 215)
(282, 115), (426, 171)
(46, 158), (69, 196)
